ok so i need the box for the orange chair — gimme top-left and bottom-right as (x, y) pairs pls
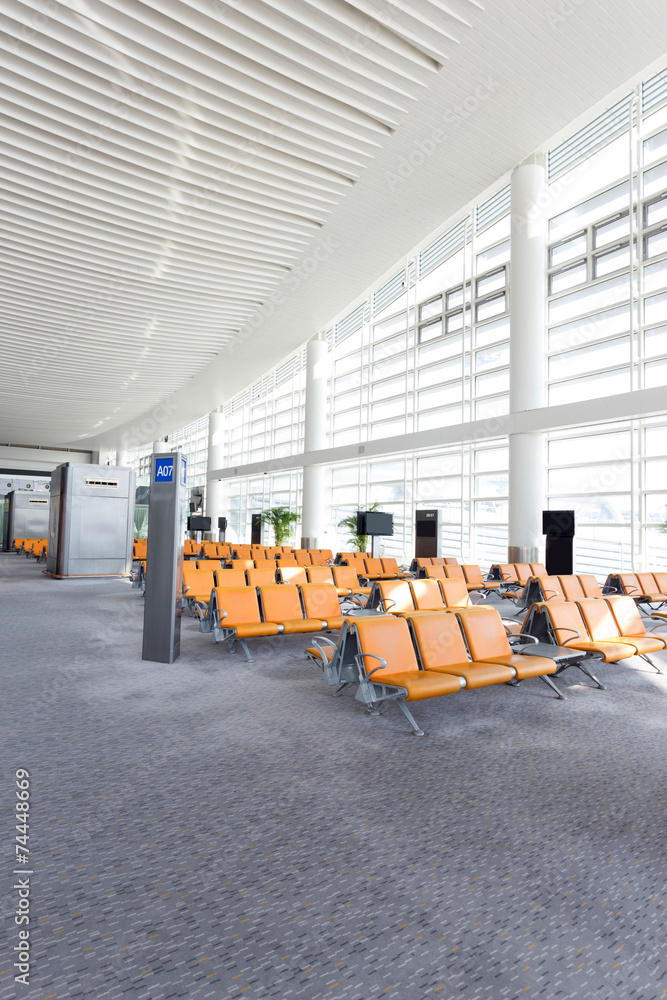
(231, 559), (254, 571)
(253, 559), (277, 571)
(347, 616), (463, 735)
(295, 550), (312, 566)
(530, 563), (548, 577)
(455, 607), (560, 695)
(306, 566), (336, 587)
(443, 564), (465, 581)
(461, 564), (500, 591)
(332, 566), (371, 600)
(605, 596), (666, 659)
(182, 567), (216, 616)
(277, 566), (308, 586)
(578, 574), (604, 598)
(577, 599), (663, 661)
(247, 568), (277, 588)
(371, 580), (416, 615)
(409, 579), (446, 612)
(532, 601), (634, 664)
(197, 559), (223, 572)
(300, 584), (346, 630)
(558, 576), (586, 601)
(380, 557), (408, 579)
(215, 569), (248, 588)
(208, 587), (280, 660)
(424, 565), (446, 580)
(259, 585), (324, 634)
(276, 555), (298, 567)
(308, 551), (327, 566)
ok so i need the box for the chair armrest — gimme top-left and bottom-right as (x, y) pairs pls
(354, 652), (386, 680)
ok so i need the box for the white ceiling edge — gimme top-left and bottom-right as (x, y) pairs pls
(78, 40), (667, 452)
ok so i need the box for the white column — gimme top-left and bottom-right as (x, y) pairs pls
(153, 440), (165, 453)
(508, 162), (547, 563)
(116, 449), (129, 467)
(206, 409), (226, 538)
(301, 336), (329, 549)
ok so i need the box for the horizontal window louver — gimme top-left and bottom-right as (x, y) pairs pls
(231, 391), (249, 412)
(642, 67), (667, 113)
(548, 94), (633, 179)
(418, 219), (467, 276)
(373, 269), (405, 311)
(475, 186), (510, 231)
(335, 302), (366, 344)
(276, 357), (299, 385)
(325, 329), (334, 350)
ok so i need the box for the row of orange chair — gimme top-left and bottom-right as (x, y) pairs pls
(409, 556), (459, 571)
(340, 555), (409, 581)
(201, 583), (347, 661)
(520, 574), (612, 605)
(605, 572), (667, 605)
(524, 596), (667, 671)
(17, 538), (48, 559)
(307, 607), (561, 736)
(418, 563), (500, 591)
(182, 563), (372, 615)
(490, 563), (547, 586)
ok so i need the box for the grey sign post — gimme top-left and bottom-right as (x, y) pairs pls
(142, 451), (188, 663)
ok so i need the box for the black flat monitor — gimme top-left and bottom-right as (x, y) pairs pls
(187, 515), (211, 532)
(543, 510), (575, 538)
(357, 510), (394, 536)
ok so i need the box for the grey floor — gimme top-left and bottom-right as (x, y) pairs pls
(1, 553), (666, 1000)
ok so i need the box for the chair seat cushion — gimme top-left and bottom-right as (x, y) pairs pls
(233, 622), (281, 638)
(372, 670), (463, 701)
(305, 645), (335, 662)
(272, 618), (324, 634)
(603, 635), (665, 654)
(483, 581), (501, 589)
(566, 640), (634, 662)
(427, 661), (515, 688)
(320, 616), (347, 630)
(483, 653), (557, 678)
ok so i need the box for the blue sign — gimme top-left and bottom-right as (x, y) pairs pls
(181, 457), (187, 485)
(155, 457), (174, 483)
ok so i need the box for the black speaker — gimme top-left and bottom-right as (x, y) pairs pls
(218, 517), (227, 531)
(542, 510), (575, 538)
(415, 509), (441, 558)
(251, 513), (262, 545)
(543, 510), (575, 575)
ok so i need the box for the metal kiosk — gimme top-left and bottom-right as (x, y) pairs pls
(142, 452), (188, 664)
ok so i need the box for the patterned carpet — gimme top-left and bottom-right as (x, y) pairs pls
(1, 553), (665, 1000)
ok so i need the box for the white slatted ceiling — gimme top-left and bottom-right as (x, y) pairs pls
(2, 0), (471, 440)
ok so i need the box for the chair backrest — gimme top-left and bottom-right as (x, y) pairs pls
(319, 549), (334, 562)
(424, 565), (446, 579)
(576, 598), (620, 641)
(276, 555), (298, 566)
(300, 583), (340, 620)
(408, 612), (471, 669)
(182, 567), (215, 597)
(231, 559), (254, 570)
(216, 569), (248, 588)
(234, 546), (252, 559)
(558, 575), (586, 601)
(618, 573), (640, 595)
(605, 595), (647, 637)
(443, 557), (459, 565)
(637, 572), (659, 595)
(514, 563), (532, 585)
(364, 558), (384, 577)
(416, 557), (433, 567)
(539, 600), (587, 646)
(332, 566), (360, 591)
(215, 587), (262, 625)
(184, 540), (197, 555)
(443, 564), (464, 580)
(439, 578), (472, 608)
(578, 574), (602, 598)
(653, 572), (667, 593)
(309, 551), (327, 566)
(455, 608), (512, 660)
(381, 557), (400, 575)
(497, 563), (518, 583)
(352, 616), (420, 679)
(540, 576), (565, 601)
(430, 557), (445, 566)
(247, 568), (277, 588)
(253, 559), (276, 571)
(295, 550), (312, 566)
(410, 578), (445, 611)
(263, 547), (280, 559)
(202, 541), (219, 558)
(260, 584), (304, 622)
(378, 580), (415, 613)
(306, 566), (335, 586)
(530, 563), (548, 577)
(278, 566), (308, 586)
(197, 559), (222, 571)
(461, 564), (483, 586)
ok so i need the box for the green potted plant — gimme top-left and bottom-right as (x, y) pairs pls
(260, 506), (300, 546)
(337, 502), (381, 553)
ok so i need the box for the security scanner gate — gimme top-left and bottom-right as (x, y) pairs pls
(46, 463), (135, 577)
(2, 490), (50, 551)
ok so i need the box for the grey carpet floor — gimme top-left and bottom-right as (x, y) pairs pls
(0, 553), (665, 1000)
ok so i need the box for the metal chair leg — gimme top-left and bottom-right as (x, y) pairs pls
(540, 674), (566, 700)
(577, 661), (606, 689)
(397, 699), (425, 736)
